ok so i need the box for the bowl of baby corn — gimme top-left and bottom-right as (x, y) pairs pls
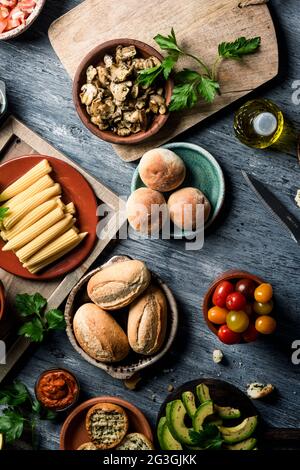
(0, 156), (98, 279)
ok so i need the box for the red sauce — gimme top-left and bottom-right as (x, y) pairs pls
(36, 369), (78, 410)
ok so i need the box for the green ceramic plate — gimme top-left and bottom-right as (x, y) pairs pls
(131, 142), (225, 235)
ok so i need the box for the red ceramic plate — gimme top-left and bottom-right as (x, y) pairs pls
(60, 396), (153, 450)
(0, 155), (98, 280)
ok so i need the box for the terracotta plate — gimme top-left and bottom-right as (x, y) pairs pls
(60, 396), (153, 450)
(0, 155), (98, 280)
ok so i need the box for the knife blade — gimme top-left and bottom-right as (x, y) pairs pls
(242, 171), (300, 244)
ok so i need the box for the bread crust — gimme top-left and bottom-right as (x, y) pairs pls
(126, 188), (167, 234)
(128, 285), (167, 355)
(87, 260), (151, 310)
(86, 403), (129, 450)
(73, 303), (130, 362)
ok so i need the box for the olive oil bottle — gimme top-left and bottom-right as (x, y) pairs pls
(234, 99), (284, 149)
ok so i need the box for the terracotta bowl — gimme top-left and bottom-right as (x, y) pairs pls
(202, 270), (265, 337)
(65, 255), (178, 379)
(0, 280), (5, 322)
(72, 38), (173, 145)
(60, 396), (153, 450)
(0, 0), (46, 41)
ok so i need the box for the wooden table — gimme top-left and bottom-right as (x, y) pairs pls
(1, 0), (300, 450)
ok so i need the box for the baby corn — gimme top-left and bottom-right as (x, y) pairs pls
(3, 175), (54, 209)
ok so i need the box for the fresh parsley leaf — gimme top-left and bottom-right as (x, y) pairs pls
(162, 52), (179, 79)
(197, 76), (220, 103)
(31, 399), (57, 421)
(218, 36), (261, 60)
(0, 207), (9, 222)
(154, 27), (182, 54)
(175, 69), (202, 83)
(189, 424), (224, 450)
(16, 293), (47, 318)
(18, 317), (44, 342)
(0, 409), (25, 443)
(45, 309), (66, 331)
(0, 381), (29, 406)
(137, 64), (164, 87)
(169, 82), (199, 111)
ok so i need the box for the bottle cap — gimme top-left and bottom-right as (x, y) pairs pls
(253, 112), (278, 137)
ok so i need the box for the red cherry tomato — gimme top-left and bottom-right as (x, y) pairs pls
(235, 278), (256, 300)
(226, 291), (247, 311)
(243, 323), (259, 343)
(212, 281), (234, 308)
(218, 324), (241, 345)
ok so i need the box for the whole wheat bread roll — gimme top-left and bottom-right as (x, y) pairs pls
(127, 285), (167, 355)
(86, 403), (129, 450)
(87, 260), (151, 310)
(73, 303), (129, 362)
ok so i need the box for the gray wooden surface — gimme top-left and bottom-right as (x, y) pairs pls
(0, 0), (300, 450)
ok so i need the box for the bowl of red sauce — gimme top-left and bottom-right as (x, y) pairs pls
(35, 368), (80, 412)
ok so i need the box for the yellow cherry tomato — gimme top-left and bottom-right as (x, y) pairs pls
(255, 316), (277, 334)
(226, 310), (249, 333)
(253, 300), (274, 315)
(208, 306), (228, 325)
(254, 283), (273, 303)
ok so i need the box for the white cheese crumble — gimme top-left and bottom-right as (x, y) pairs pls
(247, 382), (274, 399)
(295, 190), (300, 208)
(213, 349), (224, 364)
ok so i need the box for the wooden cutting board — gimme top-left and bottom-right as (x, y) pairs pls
(0, 116), (126, 383)
(48, 0), (278, 162)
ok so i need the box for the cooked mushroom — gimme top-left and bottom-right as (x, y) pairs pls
(80, 84), (98, 106)
(131, 83), (139, 99)
(110, 63), (132, 83)
(104, 54), (113, 68)
(117, 127), (132, 136)
(97, 66), (110, 87)
(149, 94), (167, 114)
(110, 83), (130, 104)
(86, 65), (97, 83)
(116, 45), (137, 62)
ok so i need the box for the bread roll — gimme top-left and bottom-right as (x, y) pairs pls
(73, 303), (129, 362)
(139, 148), (186, 192)
(87, 259), (151, 310)
(168, 187), (211, 230)
(77, 442), (98, 451)
(86, 403), (129, 450)
(126, 187), (167, 234)
(128, 285), (167, 355)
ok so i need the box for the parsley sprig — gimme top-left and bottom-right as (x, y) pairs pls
(16, 293), (66, 343)
(189, 424), (224, 450)
(0, 207), (9, 223)
(0, 381), (56, 446)
(137, 29), (261, 111)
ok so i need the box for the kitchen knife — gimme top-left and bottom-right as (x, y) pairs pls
(242, 170), (300, 244)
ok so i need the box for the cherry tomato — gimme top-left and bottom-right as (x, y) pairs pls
(243, 323), (259, 342)
(255, 316), (277, 335)
(218, 325), (241, 345)
(236, 278), (256, 300)
(226, 310), (249, 333)
(226, 291), (247, 311)
(208, 306), (228, 325)
(254, 283), (273, 303)
(253, 300), (274, 315)
(212, 281), (234, 308)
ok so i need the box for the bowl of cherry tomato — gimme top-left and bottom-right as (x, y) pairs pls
(0, 0), (45, 40)
(203, 270), (277, 345)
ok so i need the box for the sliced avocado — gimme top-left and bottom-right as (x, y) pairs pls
(182, 391), (197, 418)
(157, 417), (183, 450)
(225, 437), (257, 450)
(215, 405), (241, 420)
(196, 383), (211, 404)
(219, 416), (258, 444)
(192, 401), (214, 432)
(166, 400), (196, 445)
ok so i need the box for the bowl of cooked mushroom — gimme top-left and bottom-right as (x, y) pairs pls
(73, 39), (173, 145)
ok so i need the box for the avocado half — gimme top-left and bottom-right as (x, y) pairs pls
(219, 416), (258, 444)
(166, 400), (196, 446)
